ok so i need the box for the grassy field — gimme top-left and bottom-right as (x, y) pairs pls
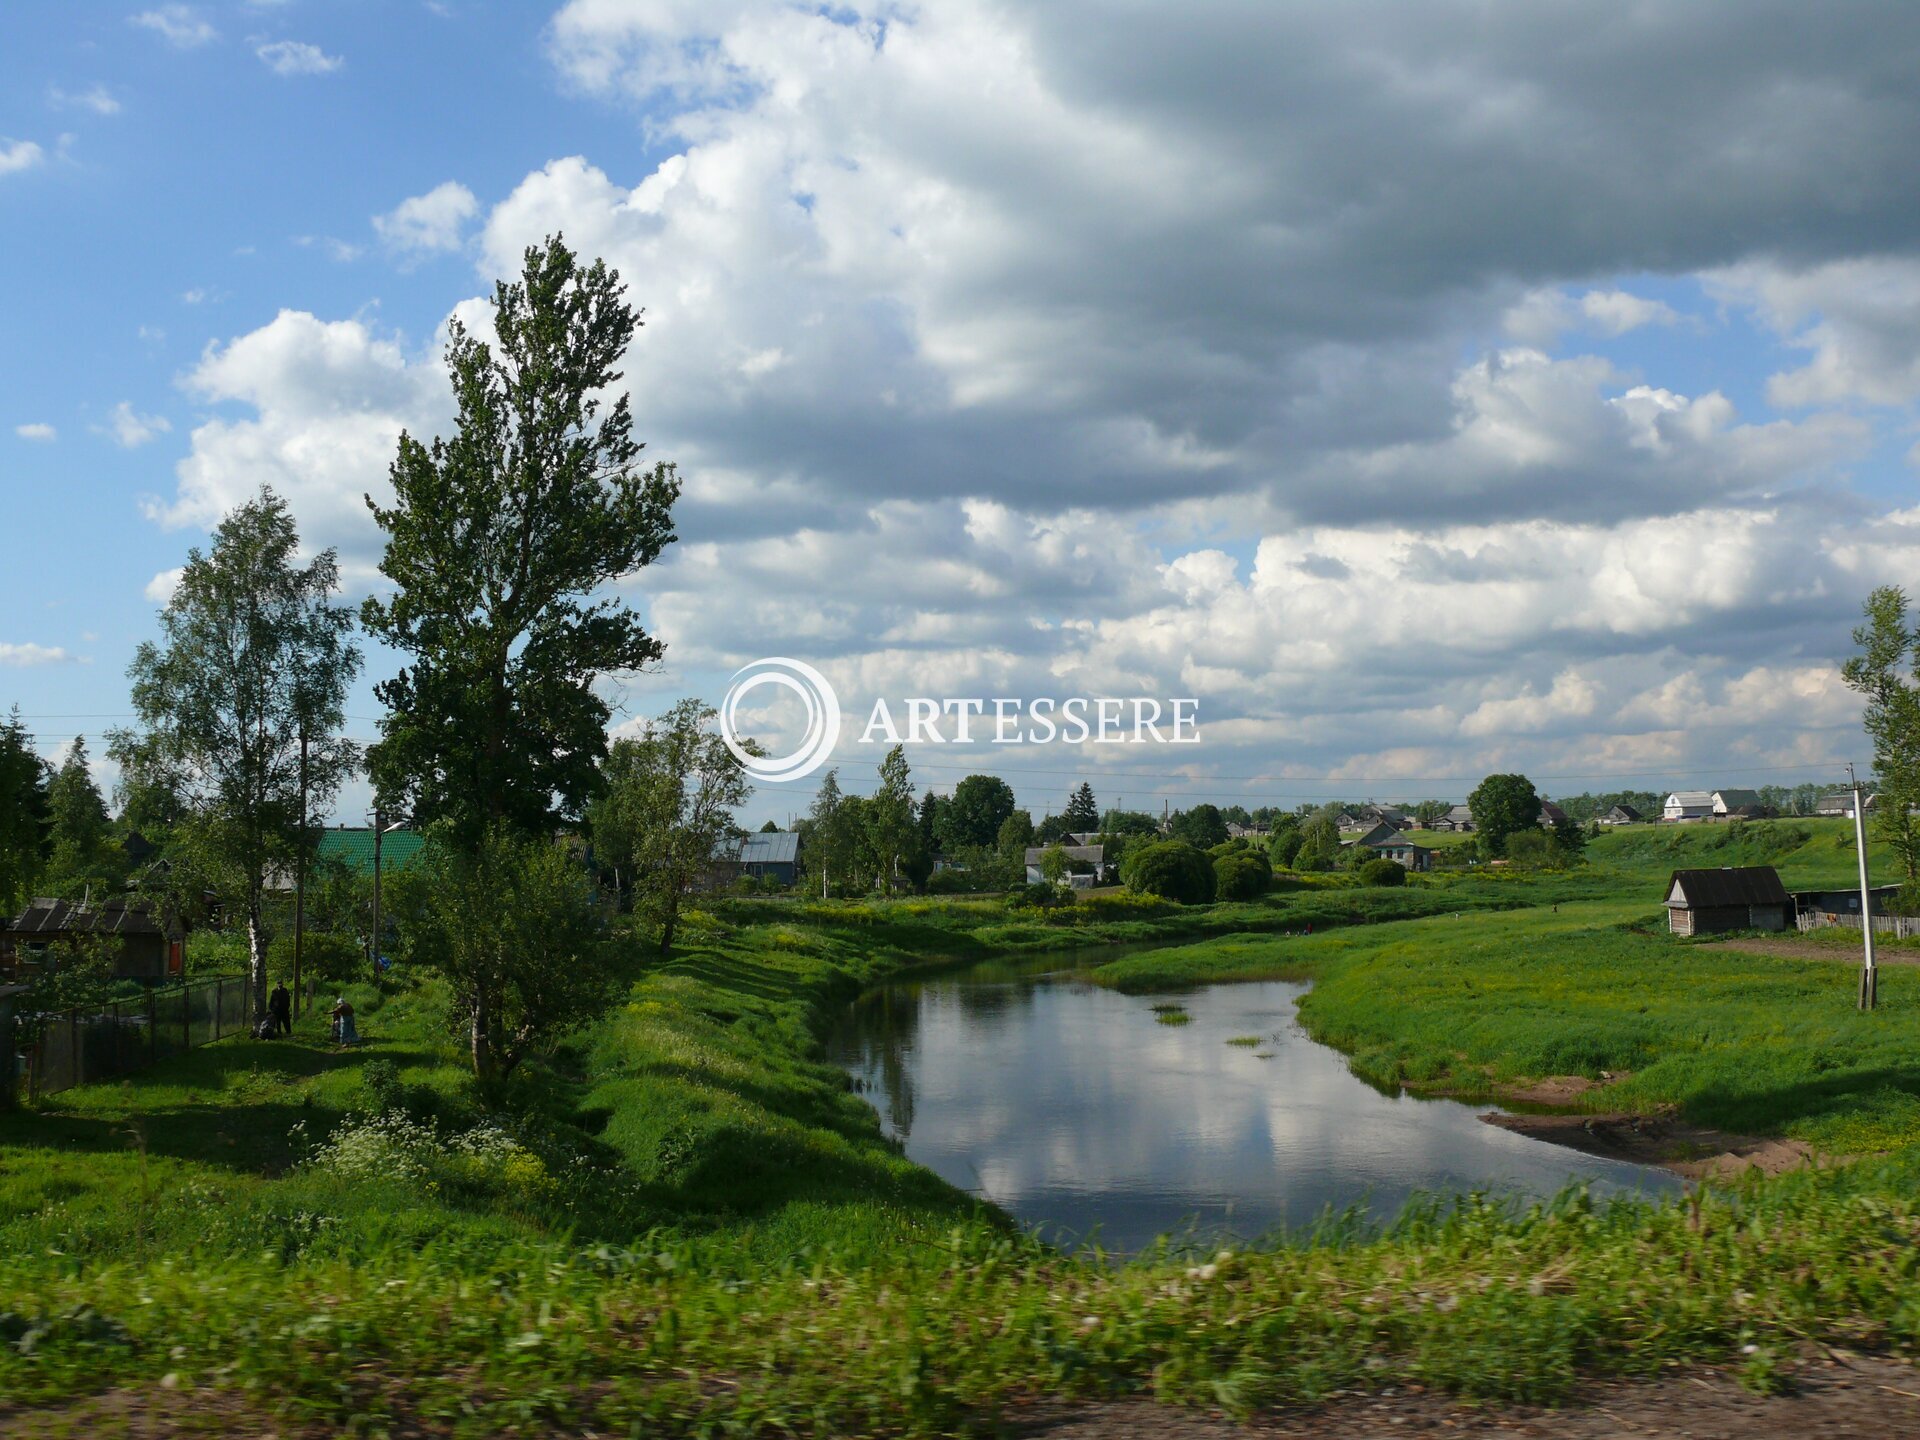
(4, 854), (1920, 1432)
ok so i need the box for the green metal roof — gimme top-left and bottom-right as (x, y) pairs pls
(316, 827), (427, 874)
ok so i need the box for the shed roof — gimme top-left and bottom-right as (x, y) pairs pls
(4, 897), (180, 939)
(1664, 866), (1790, 909)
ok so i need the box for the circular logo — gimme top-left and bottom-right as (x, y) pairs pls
(719, 657), (842, 783)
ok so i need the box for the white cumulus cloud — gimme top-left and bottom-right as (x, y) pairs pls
(373, 181), (478, 255)
(0, 643), (75, 667)
(104, 402), (172, 449)
(0, 139), (45, 177)
(131, 6), (216, 48)
(14, 423), (55, 442)
(256, 40), (343, 76)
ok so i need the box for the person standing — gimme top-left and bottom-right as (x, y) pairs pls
(268, 982), (292, 1038)
(330, 995), (359, 1047)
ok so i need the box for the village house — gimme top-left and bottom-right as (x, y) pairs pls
(1024, 844), (1104, 888)
(1598, 804), (1642, 826)
(1538, 800), (1569, 828)
(1353, 825), (1432, 872)
(1815, 791), (1876, 819)
(1431, 805), (1474, 832)
(1662, 790), (1715, 823)
(1, 898), (186, 983)
(1663, 866), (1790, 936)
(1711, 789), (1763, 819)
(711, 830), (802, 886)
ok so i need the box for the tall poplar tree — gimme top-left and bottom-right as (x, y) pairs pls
(124, 488), (360, 1017)
(1843, 585), (1920, 881)
(362, 236), (680, 846)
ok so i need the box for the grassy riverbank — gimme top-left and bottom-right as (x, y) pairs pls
(5, 873), (1920, 1432)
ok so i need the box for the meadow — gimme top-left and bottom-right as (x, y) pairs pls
(3, 816), (1918, 1433)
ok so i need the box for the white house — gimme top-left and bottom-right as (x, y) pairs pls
(1662, 791), (1715, 822)
(1025, 844), (1104, 888)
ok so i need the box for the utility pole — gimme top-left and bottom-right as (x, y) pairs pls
(369, 806), (383, 984)
(1850, 763), (1877, 1011)
(292, 726), (307, 1018)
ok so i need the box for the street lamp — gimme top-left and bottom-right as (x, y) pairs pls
(368, 809), (409, 983)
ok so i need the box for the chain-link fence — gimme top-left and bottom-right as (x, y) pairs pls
(21, 975), (254, 1099)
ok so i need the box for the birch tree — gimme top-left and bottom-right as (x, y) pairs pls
(123, 488), (360, 1019)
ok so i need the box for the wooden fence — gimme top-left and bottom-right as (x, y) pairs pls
(1796, 911), (1920, 940)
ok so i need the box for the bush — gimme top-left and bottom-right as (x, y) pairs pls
(1120, 840), (1216, 905)
(1214, 851), (1272, 901)
(925, 868), (977, 895)
(268, 930), (365, 988)
(1006, 881), (1075, 909)
(1357, 858), (1407, 887)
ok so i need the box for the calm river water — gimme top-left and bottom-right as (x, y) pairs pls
(828, 950), (1681, 1255)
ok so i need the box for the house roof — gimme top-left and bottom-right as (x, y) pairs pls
(1445, 805), (1473, 820)
(1024, 845), (1103, 865)
(317, 827), (427, 874)
(714, 830), (801, 864)
(1350, 822), (1406, 848)
(5, 897), (181, 939)
(1713, 789), (1763, 809)
(1363, 830), (1430, 853)
(1664, 866), (1790, 909)
(1666, 791), (1715, 808)
(1539, 800), (1568, 825)
(1606, 804), (1642, 820)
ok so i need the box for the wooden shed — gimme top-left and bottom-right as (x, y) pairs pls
(1663, 867), (1790, 936)
(1, 898), (185, 982)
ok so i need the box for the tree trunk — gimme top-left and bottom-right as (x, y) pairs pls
(470, 996), (493, 1078)
(246, 885), (269, 1022)
(659, 894), (678, 954)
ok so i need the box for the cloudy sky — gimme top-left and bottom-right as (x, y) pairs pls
(6, 1), (1920, 824)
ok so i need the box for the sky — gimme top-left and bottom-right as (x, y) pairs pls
(5, 1), (1920, 827)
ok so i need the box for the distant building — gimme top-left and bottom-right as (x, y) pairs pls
(1663, 867), (1790, 936)
(1538, 800), (1569, 828)
(2, 898), (185, 983)
(1431, 805), (1474, 832)
(1356, 828), (1432, 872)
(1024, 844), (1104, 888)
(1662, 791), (1715, 823)
(712, 830), (801, 886)
(1711, 789), (1763, 818)
(1598, 804), (1642, 826)
(1791, 885), (1901, 924)
(1815, 791), (1876, 819)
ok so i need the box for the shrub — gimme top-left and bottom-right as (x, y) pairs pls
(1357, 857), (1407, 887)
(1214, 851), (1272, 901)
(1120, 840), (1216, 905)
(268, 930), (365, 988)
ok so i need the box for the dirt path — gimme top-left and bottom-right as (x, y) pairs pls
(1482, 1106), (1817, 1179)
(1019, 1354), (1920, 1437)
(1700, 936), (1920, 965)
(12, 1356), (1920, 1437)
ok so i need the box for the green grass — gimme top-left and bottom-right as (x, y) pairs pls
(7, 875), (1920, 1431)
(1081, 897), (1920, 1152)
(1583, 817), (1897, 890)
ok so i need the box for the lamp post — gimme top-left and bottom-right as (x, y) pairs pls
(368, 809), (408, 984)
(1849, 765), (1877, 1011)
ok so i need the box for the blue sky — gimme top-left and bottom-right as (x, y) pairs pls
(7, 2), (1920, 826)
